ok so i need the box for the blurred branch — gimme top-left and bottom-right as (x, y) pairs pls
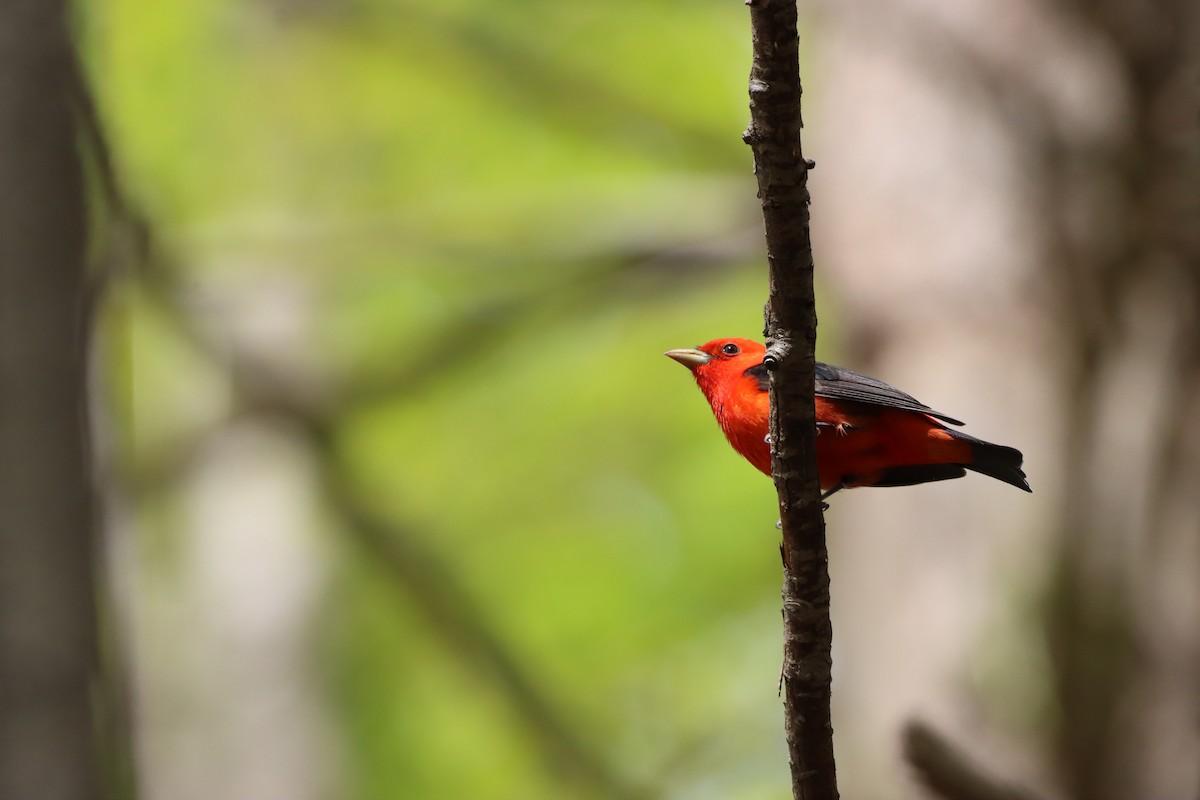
(743, 1), (837, 798)
(115, 206), (659, 799)
(66, 37), (145, 800)
(368, 6), (740, 167)
(132, 219), (761, 429)
(307, 417), (655, 800)
(903, 721), (1045, 800)
(88, 16), (753, 790)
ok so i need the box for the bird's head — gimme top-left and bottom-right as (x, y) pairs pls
(664, 338), (766, 397)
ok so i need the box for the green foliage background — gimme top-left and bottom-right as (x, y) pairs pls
(75, 0), (1200, 797)
(88, 0), (812, 796)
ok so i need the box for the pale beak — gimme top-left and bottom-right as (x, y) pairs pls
(664, 348), (710, 369)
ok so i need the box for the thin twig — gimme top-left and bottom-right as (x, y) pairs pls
(743, 1), (837, 798)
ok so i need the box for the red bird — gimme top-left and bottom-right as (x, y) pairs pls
(665, 338), (1030, 499)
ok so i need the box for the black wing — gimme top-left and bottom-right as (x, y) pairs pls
(814, 362), (963, 425)
(743, 361), (962, 425)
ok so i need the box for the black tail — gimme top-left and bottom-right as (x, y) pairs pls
(956, 432), (1031, 492)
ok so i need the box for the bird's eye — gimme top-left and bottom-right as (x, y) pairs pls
(721, 343), (741, 356)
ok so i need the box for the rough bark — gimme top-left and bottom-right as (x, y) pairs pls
(743, 1), (837, 798)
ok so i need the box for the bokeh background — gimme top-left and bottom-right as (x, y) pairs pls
(32, 0), (1200, 797)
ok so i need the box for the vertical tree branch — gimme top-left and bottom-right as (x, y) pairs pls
(0, 2), (102, 798)
(743, 2), (836, 798)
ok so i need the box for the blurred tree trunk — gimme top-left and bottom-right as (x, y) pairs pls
(805, 0), (1197, 795)
(0, 2), (102, 798)
(1042, 1), (1200, 797)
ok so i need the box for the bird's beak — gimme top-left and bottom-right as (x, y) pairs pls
(664, 348), (710, 369)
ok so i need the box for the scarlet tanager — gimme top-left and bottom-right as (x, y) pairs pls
(665, 338), (1030, 499)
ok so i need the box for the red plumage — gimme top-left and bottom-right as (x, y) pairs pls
(665, 338), (1030, 497)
